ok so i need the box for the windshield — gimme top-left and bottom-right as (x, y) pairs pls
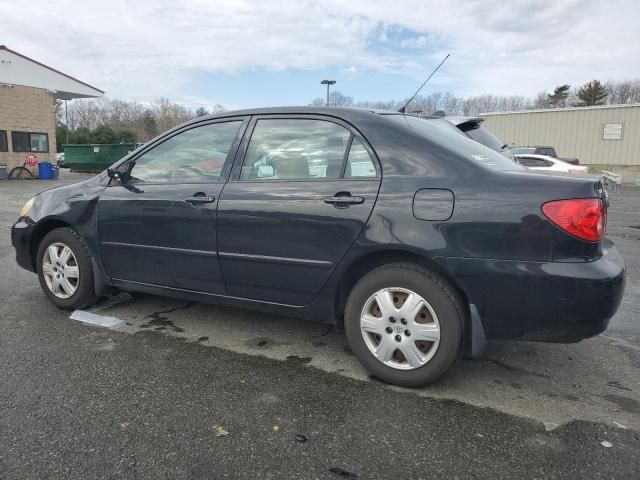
(385, 115), (524, 172)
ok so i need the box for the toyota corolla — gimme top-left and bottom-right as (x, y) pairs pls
(12, 107), (626, 386)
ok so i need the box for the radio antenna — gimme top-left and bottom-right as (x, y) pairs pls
(398, 53), (451, 113)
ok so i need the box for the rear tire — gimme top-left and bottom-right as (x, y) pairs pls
(36, 227), (97, 310)
(344, 263), (464, 387)
(9, 166), (34, 179)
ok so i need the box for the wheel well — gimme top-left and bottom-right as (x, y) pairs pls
(335, 250), (470, 325)
(30, 219), (71, 269)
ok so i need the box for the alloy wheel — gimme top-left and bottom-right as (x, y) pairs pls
(42, 242), (80, 299)
(360, 287), (441, 370)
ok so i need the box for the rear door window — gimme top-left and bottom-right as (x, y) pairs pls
(345, 138), (376, 177)
(239, 119), (350, 180)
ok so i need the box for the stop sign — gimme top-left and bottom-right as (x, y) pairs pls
(25, 154), (38, 166)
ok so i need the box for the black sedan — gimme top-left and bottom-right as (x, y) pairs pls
(11, 107), (626, 387)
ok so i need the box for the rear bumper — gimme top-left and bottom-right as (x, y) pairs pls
(521, 240), (625, 342)
(436, 239), (626, 342)
(11, 219), (36, 272)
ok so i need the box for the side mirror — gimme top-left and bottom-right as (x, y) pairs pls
(257, 165), (275, 178)
(107, 167), (123, 184)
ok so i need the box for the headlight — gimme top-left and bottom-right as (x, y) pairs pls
(20, 197), (35, 217)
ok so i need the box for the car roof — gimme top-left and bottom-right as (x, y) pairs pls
(194, 106), (452, 126)
(198, 106), (401, 120)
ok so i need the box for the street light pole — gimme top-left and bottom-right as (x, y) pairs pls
(64, 99), (69, 145)
(320, 80), (336, 106)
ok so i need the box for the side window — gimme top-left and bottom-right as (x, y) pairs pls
(128, 121), (241, 183)
(30, 133), (49, 152)
(240, 119), (350, 180)
(540, 148), (555, 157)
(345, 137), (376, 177)
(12, 131), (48, 152)
(519, 157), (547, 167)
(0, 130), (7, 152)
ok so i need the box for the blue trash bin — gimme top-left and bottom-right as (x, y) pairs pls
(38, 161), (53, 179)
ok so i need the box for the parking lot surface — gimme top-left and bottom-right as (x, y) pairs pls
(1, 171), (639, 479)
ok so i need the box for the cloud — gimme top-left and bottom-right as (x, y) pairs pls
(2, 0), (639, 102)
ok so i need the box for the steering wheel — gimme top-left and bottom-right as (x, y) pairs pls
(170, 165), (204, 181)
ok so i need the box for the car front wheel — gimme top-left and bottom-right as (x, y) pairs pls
(344, 263), (464, 387)
(36, 227), (97, 310)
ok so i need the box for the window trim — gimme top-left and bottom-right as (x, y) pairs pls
(230, 114), (381, 183)
(11, 131), (49, 153)
(0, 130), (7, 152)
(118, 117), (249, 186)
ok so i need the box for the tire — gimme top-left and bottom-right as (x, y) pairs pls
(344, 263), (464, 387)
(9, 167), (34, 179)
(36, 227), (97, 310)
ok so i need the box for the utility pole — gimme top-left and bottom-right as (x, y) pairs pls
(64, 99), (69, 144)
(320, 80), (336, 106)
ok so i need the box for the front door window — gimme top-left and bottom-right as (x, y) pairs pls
(129, 121), (242, 183)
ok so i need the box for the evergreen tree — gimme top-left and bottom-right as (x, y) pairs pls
(547, 84), (570, 107)
(577, 80), (608, 106)
(195, 106), (209, 117)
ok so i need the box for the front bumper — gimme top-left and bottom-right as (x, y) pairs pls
(11, 219), (37, 272)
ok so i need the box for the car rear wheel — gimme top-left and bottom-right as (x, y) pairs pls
(36, 227), (97, 310)
(344, 263), (464, 387)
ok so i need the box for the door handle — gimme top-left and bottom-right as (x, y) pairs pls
(185, 195), (216, 204)
(324, 194), (365, 207)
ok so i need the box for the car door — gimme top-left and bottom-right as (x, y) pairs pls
(217, 115), (381, 306)
(97, 118), (247, 293)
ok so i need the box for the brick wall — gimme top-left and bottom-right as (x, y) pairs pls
(0, 84), (57, 174)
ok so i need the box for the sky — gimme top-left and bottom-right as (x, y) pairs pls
(3, 0), (640, 110)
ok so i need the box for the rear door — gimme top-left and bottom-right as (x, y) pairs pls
(217, 115), (381, 306)
(97, 118), (247, 293)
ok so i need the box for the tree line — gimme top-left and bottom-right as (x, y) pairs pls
(311, 79), (640, 116)
(57, 78), (640, 150)
(55, 98), (224, 151)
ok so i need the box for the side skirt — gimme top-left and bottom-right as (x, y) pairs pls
(110, 278), (336, 325)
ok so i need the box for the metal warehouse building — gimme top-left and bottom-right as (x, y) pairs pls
(480, 104), (640, 183)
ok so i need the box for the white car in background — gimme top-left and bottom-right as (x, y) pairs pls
(515, 154), (589, 174)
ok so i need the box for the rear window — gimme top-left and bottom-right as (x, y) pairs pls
(385, 115), (524, 172)
(463, 125), (504, 152)
(512, 147), (535, 155)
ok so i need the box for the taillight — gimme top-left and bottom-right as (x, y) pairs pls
(542, 198), (606, 242)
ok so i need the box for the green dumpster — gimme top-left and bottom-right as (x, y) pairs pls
(63, 144), (135, 172)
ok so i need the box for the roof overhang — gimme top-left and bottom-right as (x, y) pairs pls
(0, 45), (104, 99)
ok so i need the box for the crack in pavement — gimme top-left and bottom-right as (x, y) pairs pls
(140, 302), (195, 333)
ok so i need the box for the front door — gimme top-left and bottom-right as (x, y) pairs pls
(217, 116), (381, 306)
(97, 118), (246, 293)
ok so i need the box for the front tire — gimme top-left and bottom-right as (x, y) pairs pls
(344, 263), (464, 387)
(36, 227), (97, 310)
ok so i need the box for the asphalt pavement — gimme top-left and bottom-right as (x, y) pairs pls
(1, 171), (639, 479)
